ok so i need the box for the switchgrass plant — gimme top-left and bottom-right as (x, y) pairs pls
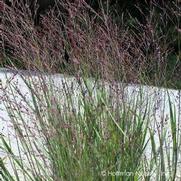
(0, 0), (181, 180)
(0, 71), (180, 180)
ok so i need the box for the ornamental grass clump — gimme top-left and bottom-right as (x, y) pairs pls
(0, 71), (180, 180)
